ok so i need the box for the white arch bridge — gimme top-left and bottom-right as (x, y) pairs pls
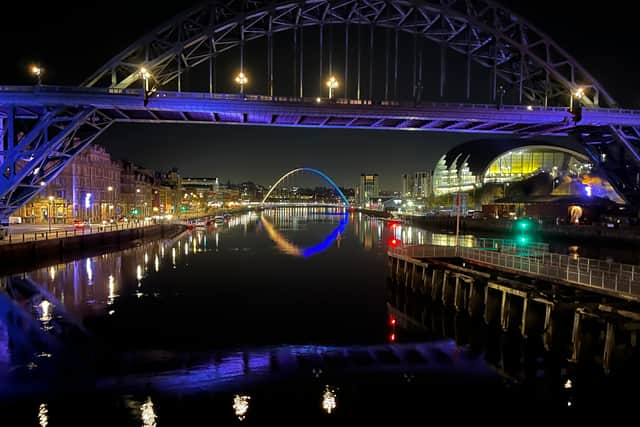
(261, 168), (350, 206)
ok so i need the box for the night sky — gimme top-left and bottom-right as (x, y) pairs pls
(1, 1), (636, 190)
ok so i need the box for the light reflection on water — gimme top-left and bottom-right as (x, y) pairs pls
(5, 209), (476, 320)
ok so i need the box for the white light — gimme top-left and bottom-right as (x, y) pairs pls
(49, 266), (55, 281)
(108, 275), (116, 304)
(86, 259), (93, 283)
(172, 247), (176, 265)
(564, 379), (572, 389)
(233, 394), (250, 421)
(136, 265), (142, 281)
(316, 97), (322, 103)
(140, 397), (157, 427)
(38, 403), (48, 427)
(526, 105), (533, 111)
(322, 387), (337, 414)
(39, 300), (52, 322)
(154, 255), (159, 272)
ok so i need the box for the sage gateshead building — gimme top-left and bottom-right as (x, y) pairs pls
(431, 139), (623, 203)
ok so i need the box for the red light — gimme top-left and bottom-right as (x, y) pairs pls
(390, 318), (396, 326)
(389, 238), (401, 247)
(391, 223), (397, 228)
(390, 333), (396, 342)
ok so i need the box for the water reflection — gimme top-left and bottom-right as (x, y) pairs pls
(233, 394), (250, 421)
(140, 397), (157, 427)
(322, 386), (337, 414)
(261, 211), (348, 258)
(38, 403), (48, 427)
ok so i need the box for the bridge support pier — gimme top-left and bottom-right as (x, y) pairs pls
(570, 309), (583, 363)
(603, 321), (616, 373)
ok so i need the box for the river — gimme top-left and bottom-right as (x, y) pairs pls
(0, 208), (636, 424)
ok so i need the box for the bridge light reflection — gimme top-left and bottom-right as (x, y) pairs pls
(261, 212), (348, 258)
(38, 403), (48, 427)
(140, 397), (157, 427)
(322, 386), (337, 414)
(233, 394), (250, 421)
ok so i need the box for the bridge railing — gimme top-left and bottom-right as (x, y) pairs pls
(0, 85), (572, 112)
(391, 243), (640, 299)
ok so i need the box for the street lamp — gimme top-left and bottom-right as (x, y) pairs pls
(139, 67), (152, 91)
(31, 65), (44, 85)
(107, 186), (114, 222)
(234, 72), (248, 94)
(48, 196), (54, 232)
(570, 87), (584, 112)
(136, 188), (141, 220)
(326, 76), (339, 99)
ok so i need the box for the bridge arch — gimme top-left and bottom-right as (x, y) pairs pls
(84, 0), (614, 108)
(262, 168), (349, 206)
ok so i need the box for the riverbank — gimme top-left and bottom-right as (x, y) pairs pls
(400, 215), (640, 244)
(0, 223), (186, 276)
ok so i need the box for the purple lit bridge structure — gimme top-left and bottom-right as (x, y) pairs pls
(2, 0), (640, 221)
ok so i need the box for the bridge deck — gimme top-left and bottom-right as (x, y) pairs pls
(3, 86), (640, 135)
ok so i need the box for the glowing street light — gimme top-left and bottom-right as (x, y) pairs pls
(326, 76), (339, 99)
(31, 65), (44, 85)
(139, 67), (152, 91)
(48, 195), (54, 232)
(570, 86), (585, 112)
(234, 72), (248, 94)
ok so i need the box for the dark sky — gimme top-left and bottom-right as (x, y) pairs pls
(1, 1), (636, 190)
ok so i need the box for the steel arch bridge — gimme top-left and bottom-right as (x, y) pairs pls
(2, 0), (640, 220)
(261, 167), (350, 205)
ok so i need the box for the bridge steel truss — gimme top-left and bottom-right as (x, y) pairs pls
(2, 0), (640, 220)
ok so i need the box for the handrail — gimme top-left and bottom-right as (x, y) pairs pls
(390, 243), (640, 299)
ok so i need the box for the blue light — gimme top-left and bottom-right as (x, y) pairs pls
(585, 185), (592, 197)
(302, 214), (349, 258)
(85, 192), (92, 209)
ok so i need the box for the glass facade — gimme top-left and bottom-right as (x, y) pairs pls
(433, 154), (476, 196)
(433, 146), (593, 197)
(484, 148), (590, 184)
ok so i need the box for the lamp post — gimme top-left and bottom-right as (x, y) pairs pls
(136, 188), (141, 222)
(326, 76), (339, 99)
(235, 72), (248, 94)
(48, 196), (54, 232)
(107, 186), (114, 222)
(31, 65), (44, 85)
(570, 87), (584, 112)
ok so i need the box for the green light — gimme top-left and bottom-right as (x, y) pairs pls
(519, 236), (528, 244)
(131, 208), (139, 215)
(181, 206), (187, 212)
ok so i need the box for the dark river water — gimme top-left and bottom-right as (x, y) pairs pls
(0, 208), (637, 425)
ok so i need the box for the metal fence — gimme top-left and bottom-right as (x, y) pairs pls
(391, 244), (640, 299)
(0, 221), (159, 245)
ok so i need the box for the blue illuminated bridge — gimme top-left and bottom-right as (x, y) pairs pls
(2, 0), (640, 220)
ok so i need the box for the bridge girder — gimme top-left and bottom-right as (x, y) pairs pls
(83, 0), (615, 109)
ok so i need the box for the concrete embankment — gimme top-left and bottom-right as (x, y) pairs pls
(0, 223), (186, 275)
(401, 215), (640, 243)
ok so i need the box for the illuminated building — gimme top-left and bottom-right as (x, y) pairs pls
(358, 173), (379, 206)
(431, 139), (623, 204)
(401, 173), (414, 197)
(19, 144), (121, 223)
